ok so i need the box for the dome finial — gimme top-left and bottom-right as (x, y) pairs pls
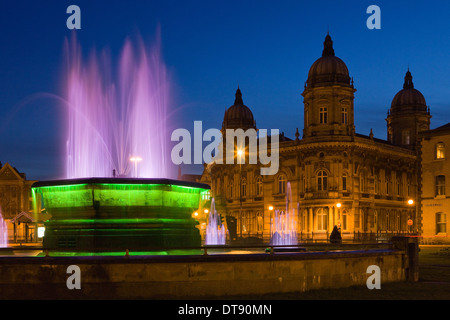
(403, 69), (414, 89)
(234, 87), (243, 105)
(322, 33), (335, 57)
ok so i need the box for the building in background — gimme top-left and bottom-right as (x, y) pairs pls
(419, 124), (450, 243)
(200, 34), (430, 242)
(0, 162), (43, 243)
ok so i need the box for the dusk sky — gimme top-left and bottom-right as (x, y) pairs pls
(1, 0), (450, 180)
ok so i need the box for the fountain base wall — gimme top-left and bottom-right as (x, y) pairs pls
(0, 247), (409, 299)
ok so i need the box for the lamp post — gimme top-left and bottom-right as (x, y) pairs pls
(130, 156), (143, 178)
(269, 205), (274, 241)
(407, 199), (415, 234)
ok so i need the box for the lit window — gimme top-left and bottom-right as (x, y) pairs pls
(317, 170), (328, 191)
(436, 175), (446, 196)
(319, 107), (328, 124)
(317, 208), (328, 231)
(341, 107), (348, 124)
(436, 142), (445, 159)
(341, 209), (348, 231)
(278, 175), (286, 194)
(436, 212), (447, 234)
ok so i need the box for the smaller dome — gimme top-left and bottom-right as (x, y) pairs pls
(306, 34), (351, 88)
(222, 88), (256, 130)
(391, 70), (427, 113)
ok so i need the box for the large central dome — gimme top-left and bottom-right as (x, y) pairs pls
(306, 34), (351, 88)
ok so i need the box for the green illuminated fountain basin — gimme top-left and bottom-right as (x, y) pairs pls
(32, 178), (210, 252)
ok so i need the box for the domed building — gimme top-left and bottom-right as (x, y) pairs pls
(387, 69), (431, 149)
(222, 87), (256, 132)
(201, 34), (426, 242)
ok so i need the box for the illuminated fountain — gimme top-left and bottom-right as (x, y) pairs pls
(205, 198), (226, 245)
(0, 208), (7, 248)
(32, 34), (210, 252)
(270, 182), (298, 246)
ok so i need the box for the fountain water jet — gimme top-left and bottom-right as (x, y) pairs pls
(270, 182), (298, 246)
(64, 33), (169, 179)
(32, 32), (210, 253)
(205, 198), (226, 245)
(0, 208), (8, 248)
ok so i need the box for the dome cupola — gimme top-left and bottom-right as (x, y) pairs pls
(306, 34), (351, 88)
(222, 88), (256, 131)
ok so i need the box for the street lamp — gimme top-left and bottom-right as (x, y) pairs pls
(407, 199), (415, 234)
(130, 156), (143, 178)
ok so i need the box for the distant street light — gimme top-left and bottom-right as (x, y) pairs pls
(408, 199), (414, 205)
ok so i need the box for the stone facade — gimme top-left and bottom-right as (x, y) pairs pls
(419, 124), (450, 242)
(0, 163), (37, 242)
(200, 35), (427, 242)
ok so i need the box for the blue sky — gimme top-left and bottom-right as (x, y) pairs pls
(1, 0), (450, 180)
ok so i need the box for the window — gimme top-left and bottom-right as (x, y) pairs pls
(228, 181), (233, 198)
(342, 175), (347, 191)
(241, 178), (247, 197)
(341, 209), (348, 231)
(402, 129), (411, 145)
(360, 172), (367, 193)
(319, 107), (328, 124)
(317, 170), (328, 191)
(255, 176), (263, 196)
(374, 176), (379, 194)
(278, 175), (286, 194)
(341, 107), (348, 124)
(386, 178), (391, 195)
(317, 208), (328, 231)
(436, 175), (446, 196)
(256, 212), (264, 233)
(436, 142), (445, 159)
(397, 178), (401, 196)
(436, 213), (447, 234)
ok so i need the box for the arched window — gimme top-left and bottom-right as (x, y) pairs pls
(317, 208), (328, 231)
(436, 142), (445, 159)
(317, 170), (328, 191)
(256, 211), (264, 233)
(241, 178), (247, 197)
(255, 176), (263, 196)
(228, 181), (234, 199)
(278, 174), (286, 194)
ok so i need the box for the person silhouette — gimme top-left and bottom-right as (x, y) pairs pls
(330, 225), (342, 244)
